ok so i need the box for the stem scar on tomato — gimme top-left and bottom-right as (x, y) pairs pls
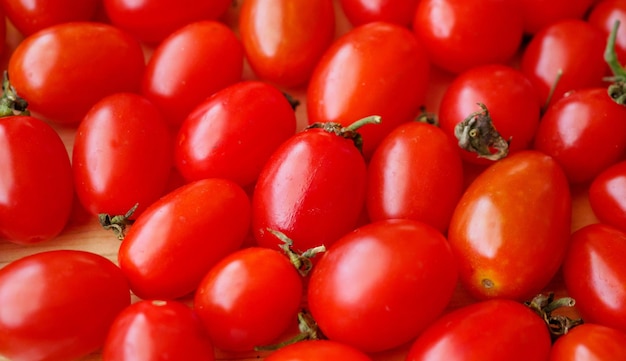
(306, 115), (382, 153)
(605, 20), (626, 105)
(99, 203), (138, 240)
(454, 103), (510, 161)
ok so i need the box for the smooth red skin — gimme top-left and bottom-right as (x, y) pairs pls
(549, 323), (626, 361)
(438, 64), (541, 165)
(307, 219), (458, 353)
(589, 161), (626, 233)
(589, 0), (626, 66)
(252, 128), (367, 252)
(533, 88), (626, 184)
(448, 151), (572, 301)
(194, 247), (303, 352)
(339, 0), (419, 27)
(142, 21), (244, 128)
(175, 81), (296, 187)
(516, 0), (595, 34)
(520, 20), (607, 108)
(413, 0), (523, 74)
(239, 0), (335, 88)
(73, 93), (173, 218)
(406, 299), (551, 361)
(1, 0), (99, 36)
(102, 300), (215, 361)
(0, 116), (73, 244)
(118, 178), (251, 300)
(563, 223), (626, 333)
(8, 22), (145, 125)
(264, 340), (374, 361)
(366, 122), (464, 233)
(306, 21), (430, 158)
(0, 250), (131, 361)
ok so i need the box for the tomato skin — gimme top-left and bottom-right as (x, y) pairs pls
(366, 121), (464, 233)
(307, 219), (458, 353)
(118, 178), (251, 300)
(0, 115), (73, 244)
(8, 22), (145, 125)
(339, 0), (420, 27)
(588, 0), (626, 65)
(306, 21), (430, 158)
(0, 250), (131, 361)
(239, 0), (335, 88)
(448, 151), (571, 301)
(142, 21), (244, 128)
(406, 299), (551, 361)
(562, 223), (626, 333)
(549, 323), (626, 361)
(589, 160), (626, 233)
(73, 93), (173, 218)
(1, 0), (99, 36)
(516, 0), (595, 34)
(175, 81), (296, 187)
(102, 300), (215, 361)
(194, 247), (303, 352)
(264, 340), (374, 361)
(533, 88), (626, 184)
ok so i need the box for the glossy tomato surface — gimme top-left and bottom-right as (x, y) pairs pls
(549, 323), (626, 361)
(338, 0), (419, 27)
(1, 0), (99, 36)
(516, 0), (595, 34)
(264, 340), (374, 361)
(589, 160), (626, 233)
(588, 0), (626, 65)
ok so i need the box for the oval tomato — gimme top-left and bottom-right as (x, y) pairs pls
(589, 160), (626, 233)
(1, 0), (99, 36)
(549, 323), (626, 360)
(338, 0), (420, 27)
(264, 340), (373, 361)
(588, 0), (626, 65)
(0, 250), (130, 361)
(448, 150), (571, 301)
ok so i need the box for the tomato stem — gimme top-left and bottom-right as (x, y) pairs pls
(254, 310), (323, 351)
(454, 103), (510, 161)
(525, 292), (584, 341)
(415, 105), (438, 126)
(604, 20), (626, 105)
(0, 71), (30, 117)
(306, 115), (381, 153)
(268, 228), (326, 277)
(98, 203), (138, 240)
(542, 68), (563, 112)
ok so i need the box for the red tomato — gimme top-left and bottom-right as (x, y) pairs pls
(102, 300), (215, 361)
(520, 20), (607, 108)
(118, 178), (251, 300)
(515, 0), (595, 34)
(588, 0), (626, 65)
(264, 340), (374, 361)
(406, 299), (552, 360)
(366, 121), (464, 233)
(194, 247), (303, 352)
(1, 0), (99, 36)
(73, 93), (173, 218)
(562, 223), (626, 333)
(175, 81), (296, 187)
(142, 21), (244, 128)
(8, 22), (145, 125)
(307, 219), (458, 353)
(589, 160), (626, 233)
(306, 21), (430, 158)
(448, 151), (571, 301)
(0, 115), (73, 244)
(549, 323), (626, 361)
(0, 250), (130, 361)
(239, 0), (335, 88)
(412, 0), (524, 74)
(338, 0), (420, 27)
(533, 88), (626, 184)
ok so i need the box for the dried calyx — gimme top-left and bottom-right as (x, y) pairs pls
(604, 20), (626, 105)
(454, 103), (510, 161)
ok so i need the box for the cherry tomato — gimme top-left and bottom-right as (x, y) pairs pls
(338, 0), (419, 27)
(175, 81), (296, 188)
(515, 0), (595, 34)
(549, 323), (626, 360)
(73, 93), (173, 218)
(588, 0), (626, 65)
(307, 219), (458, 353)
(142, 20), (244, 128)
(194, 247), (303, 352)
(8, 22), (146, 125)
(562, 223), (626, 333)
(533, 88), (626, 184)
(0, 115), (73, 244)
(366, 121), (464, 233)
(239, 0), (335, 88)
(406, 299), (551, 360)
(118, 178), (251, 300)
(1, 0), (99, 36)
(306, 21), (430, 158)
(102, 300), (215, 361)
(0, 250), (130, 361)
(589, 160), (626, 233)
(448, 150), (572, 301)
(264, 340), (374, 361)
(412, 0), (524, 74)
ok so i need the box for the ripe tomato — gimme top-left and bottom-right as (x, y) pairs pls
(448, 151), (571, 301)
(515, 0), (595, 34)
(194, 247), (303, 352)
(8, 22), (145, 125)
(1, 0), (99, 36)
(549, 323), (626, 360)
(0, 250), (130, 361)
(588, 160), (626, 233)
(142, 21), (244, 128)
(102, 300), (215, 361)
(306, 21), (430, 158)
(0, 115), (73, 244)
(338, 0), (420, 27)
(72, 93), (173, 218)
(533, 88), (626, 184)
(238, 0), (335, 88)
(175, 81), (296, 188)
(307, 219), (458, 353)
(562, 223), (626, 333)
(263, 340), (373, 361)
(412, 0), (524, 74)
(588, 0), (626, 65)
(118, 178), (251, 300)
(366, 121), (464, 233)
(406, 299), (551, 360)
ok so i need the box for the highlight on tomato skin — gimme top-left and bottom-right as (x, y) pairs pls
(548, 323), (626, 361)
(588, 160), (626, 233)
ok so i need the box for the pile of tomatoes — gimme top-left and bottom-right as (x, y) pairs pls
(1, 0), (626, 360)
